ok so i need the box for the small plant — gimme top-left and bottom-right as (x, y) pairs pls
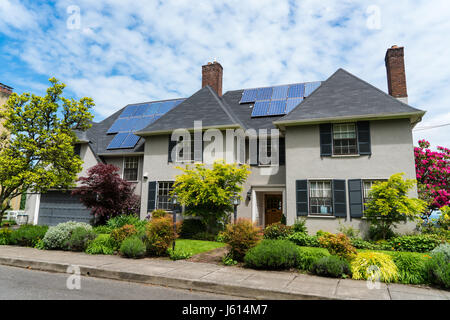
(145, 216), (176, 256)
(9, 225), (49, 247)
(110, 224), (138, 247)
(297, 246), (331, 271)
(106, 215), (141, 229)
(350, 238), (377, 250)
(430, 243), (450, 261)
(92, 225), (112, 235)
(351, 251), (398, 283)
(425, 252), (449, 289)
(43, 221), (92, 250)
(388, 234), (442, 252)
(221, 219), (262, 261)
(151, 209), (169, 219)
(191, 232), (217, 241)
(0, 228), (13, 245)
(389, 251), (428, 284)
(292, 218), (307, 233)
(311, 256), (352, 278)
(221, 253), (238, 266)
(337, 220), (360, 239)
(1, 220), (17, 227)
(85, 234), (115, 255)
(287, 232), (319, 247)
(244, 239), (301, 270)
(318, 233), (357, 261)
(120, 237), (146, 259)
(168, 247), (193, 260)
(263, 223), (292, 240)
(65, 227), (97, 252)
(316, 230), (331, 238)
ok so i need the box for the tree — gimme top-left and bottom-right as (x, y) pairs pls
(72, 163), (141, 225)
(414, 139), (450, 215)
(0, 78), (93, 223)
(172, 160), (251, 233)
(364, 173), (427, 240)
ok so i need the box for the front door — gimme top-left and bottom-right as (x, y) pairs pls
(264, 194), (283, 226)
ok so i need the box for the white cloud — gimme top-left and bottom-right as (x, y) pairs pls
(1, 0), (449, 146)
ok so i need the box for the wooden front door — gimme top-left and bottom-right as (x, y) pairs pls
(264, 194), (283, 226)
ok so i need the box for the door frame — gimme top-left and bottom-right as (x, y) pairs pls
(264, 193), (283, 227)
(250, 186), (286, 226)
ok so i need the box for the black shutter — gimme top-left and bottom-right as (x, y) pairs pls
(279, 137), (285, 165)
(320, 124), (332, 156)
(332, 179), (347, 218)
(357, 121), (371, 155)
(348, 179), (363, 219)
(296, 180), (308, 216)
(168, 136), (177, 162)
(147, 181), (157, 212)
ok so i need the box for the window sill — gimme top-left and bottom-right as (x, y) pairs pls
(307, 215), (336, 219)
(331, 154), (360, 158)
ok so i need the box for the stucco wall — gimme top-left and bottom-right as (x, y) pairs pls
(103, 155), (144, 196)
(285, 118), (417, 235)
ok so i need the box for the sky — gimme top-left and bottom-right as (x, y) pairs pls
(0, 0), (449, 148)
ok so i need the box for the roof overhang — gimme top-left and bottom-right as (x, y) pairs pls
(135, 123), (242, 137)
(97, 152), (144, 157)
(273, 111), (426, 130)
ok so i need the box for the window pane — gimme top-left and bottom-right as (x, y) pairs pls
(309, 180), (332, 215)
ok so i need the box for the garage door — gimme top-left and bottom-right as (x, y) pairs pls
(38, 191), (91, 226)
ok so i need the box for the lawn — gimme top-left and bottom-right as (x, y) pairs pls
(175, 239), (226, 255)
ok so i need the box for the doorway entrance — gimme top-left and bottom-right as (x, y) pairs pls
(264, 194), (283, 226)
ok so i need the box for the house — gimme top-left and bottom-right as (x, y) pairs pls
(25, 46), (425, 234)
(0, 82), (22, 212)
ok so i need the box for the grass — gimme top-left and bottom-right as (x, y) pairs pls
(175, 239), (226, 255)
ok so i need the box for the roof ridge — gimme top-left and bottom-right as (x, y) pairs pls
(205, 85), (245, 129)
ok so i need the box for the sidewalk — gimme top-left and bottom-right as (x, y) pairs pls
(0, 245), (448, 300)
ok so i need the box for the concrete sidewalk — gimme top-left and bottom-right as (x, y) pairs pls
(0, 245), (448, 300)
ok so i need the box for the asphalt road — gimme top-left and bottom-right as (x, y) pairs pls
(0, 265), (241, 300)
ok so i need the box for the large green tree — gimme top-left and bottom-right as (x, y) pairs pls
(0, 78), (94, 222)
(172, 160), (251, 232)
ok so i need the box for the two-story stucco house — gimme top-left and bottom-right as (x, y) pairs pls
(25, 46), (425, 235)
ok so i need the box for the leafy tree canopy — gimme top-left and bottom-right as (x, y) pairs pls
(0, 78), (93, 221)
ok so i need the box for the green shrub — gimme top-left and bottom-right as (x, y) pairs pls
(318, 233), (357, 261)
(151, 209), (169, 219)
(120, 237), (146, 259)
(368, 225), (397, 241)
(168, 247), (193, 260)
(221, 219), (262, 261)
(0, 228), (13, 245)
(263, 223), (292, 240)
(316, 230), (331, 238)
(92, 225), (112, 235)
(311, 256), (352, 278)
(389, 234), (442, 252)
(85, 234), (115, 255)
(191, 232), (217, 241)
(110, 224), (138, 247)
(65, 227), (97, 252)
(292, 218), (307, 233)
(287, 232), (319, 247)
(388, 251), (428, 284)
(106, 215), (141, 229)
(179, 218), (206, 239)
(1, 220), (17, 227)
(43, 221), (92, 250)
(430, 243), (450, 261)
(297, 246), (331, 271)
(244, 239), (300, 270)
(351, 251), (398, 283)
(9, 225), (49, 247)
(350, 238), (377, 250)
(425, 252), (449, 289)
(145, 216), (176, 256)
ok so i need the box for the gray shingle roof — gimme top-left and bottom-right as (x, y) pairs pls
(276, 68), (425, 124)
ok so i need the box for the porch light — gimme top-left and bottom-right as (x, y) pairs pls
(246, 190), (252, 201)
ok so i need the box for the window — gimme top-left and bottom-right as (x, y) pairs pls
(363, 179), (386, 204)
(157, 181), (175, 211)
(333, 123), (357, 155)
(124, 157), (139, 181)
(309, 181), (333, 215)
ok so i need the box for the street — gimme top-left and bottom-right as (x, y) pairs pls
(0, 265), (242, 300)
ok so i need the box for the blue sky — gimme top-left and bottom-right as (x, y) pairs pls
(1, 0), (449, 147)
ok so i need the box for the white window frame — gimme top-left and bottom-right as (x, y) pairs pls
(156, 181), (175, 211)
(123, 157), (139, 182)
(308, 180), (333, 216)
(332, 123), (358, 156)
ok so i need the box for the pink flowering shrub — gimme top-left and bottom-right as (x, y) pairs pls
(414, 140), (450, 213)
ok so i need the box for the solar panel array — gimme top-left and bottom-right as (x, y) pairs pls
(106, 99), (185, 150)
(240, 81), (321, 118)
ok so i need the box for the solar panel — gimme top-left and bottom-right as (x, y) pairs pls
(119, 105), (138, 118)
(288, 83), (305, 98)
(133, 104), (149, 117)
(240, 88), (258, 103)
(107, 118), (129, 134)
(251, 101), (270, 117)
(304, 81), (321, 97)
(106, 132), (128, 149)
(131, 116), (154, 131)
(286, 98), (304, 113)
(267, 100), (287, 115)
(120, 133), (141, 148)
(158, 100), (176, 114)
(271, 86), (288, 100)
(256, 87), (273, 100)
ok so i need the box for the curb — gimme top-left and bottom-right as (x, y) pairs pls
(0, 257), (337, 300)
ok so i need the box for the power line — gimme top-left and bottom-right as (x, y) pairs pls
(413, 123), (450, 131)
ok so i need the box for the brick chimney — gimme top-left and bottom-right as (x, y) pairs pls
(202, 61), (223, 96)
(385, 45), (408, 103)
(0, 83), (13, 96)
